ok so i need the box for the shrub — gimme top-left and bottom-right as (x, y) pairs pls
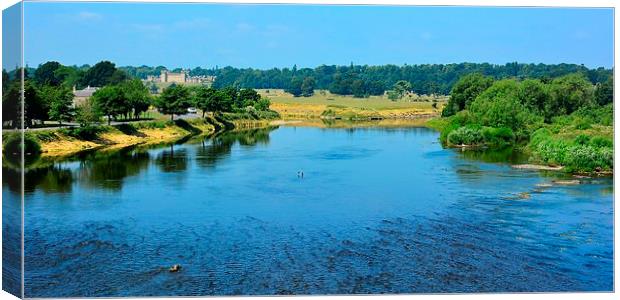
(256, 110), (280, 120)
(134, 121), (167, 129)
(589, 136), (613, 148)
(573, 117), (592, 130)
(481, 127), (515, 146)
(438, 110), (476, 144)
(60, 125), (107, 140)
(574, 134), (591, 145)
(528, 128), (613, 172)
(254, 98), (271, 111)
(447, 126), (483, 146)
(3, 133), (41, 156)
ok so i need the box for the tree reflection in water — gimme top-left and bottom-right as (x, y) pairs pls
(195, 127), (274, 169)
(3, 127), (278, 195)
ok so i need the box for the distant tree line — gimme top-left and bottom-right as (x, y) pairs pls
(116, 62), (612, 97)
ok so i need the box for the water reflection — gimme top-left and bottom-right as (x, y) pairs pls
(5, 127), (278, 194)
(195, 127), (274, 168)
(25, 165), (73, 194)
(155, 146), (188, 173)
(456, 146), (528, 165)
(78, 149), (151, 190)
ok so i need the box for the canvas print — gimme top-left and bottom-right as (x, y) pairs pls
(1, 1), (614, 298)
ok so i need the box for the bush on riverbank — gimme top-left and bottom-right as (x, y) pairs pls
(3, 133), (42, 156)
(528, 128), (613, 172)
(445, 125), (515, 147)
(59, 125), (110, 141)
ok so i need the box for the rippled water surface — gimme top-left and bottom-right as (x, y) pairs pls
(3, 126), (613, 296)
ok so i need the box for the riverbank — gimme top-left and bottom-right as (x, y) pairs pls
(424, 115), (614, 176)
(7, 116), (272, 158)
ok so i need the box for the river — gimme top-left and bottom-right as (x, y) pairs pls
(2, 125), (613, 296)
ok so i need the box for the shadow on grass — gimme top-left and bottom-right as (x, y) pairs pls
(174, 119), (202, 134)
(115, 124), (147, 137)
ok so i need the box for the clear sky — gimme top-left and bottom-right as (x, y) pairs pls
(21, 2), (614, 70)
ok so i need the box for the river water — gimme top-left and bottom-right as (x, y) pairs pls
(2, 125), (613, 296)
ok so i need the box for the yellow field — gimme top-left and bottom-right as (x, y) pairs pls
(258, 89), (447, 119)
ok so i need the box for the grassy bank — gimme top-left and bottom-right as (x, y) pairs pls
(4, 116), (273, 158)
(260, 89), (446, 120)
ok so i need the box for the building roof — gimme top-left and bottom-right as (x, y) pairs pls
(73, 86), (99, 97)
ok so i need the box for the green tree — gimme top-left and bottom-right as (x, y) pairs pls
(34, 61), (64, 86)
(91, 85), (126, 125)
(351, 79), (366, 98)
(2, 69), (9, 91)
(214, 89), (234, 112)
(75, 99), (102, 127)
(155, 84), (191, 120)
(469, 80), (540, 134)
(2, 81), (20, 128)
(518, 79), (551, 120)
(442, 73), (493, 117)
(193, 86), (217, 117)
(120, 79), (151, 119)
(301, 77), (316, 97)
(81, 61), (127, 87)
(393, 80), (412, 98)
(42, 86), (74, 125)
(548, 73), (594, 116)
(286, 77), (303, 97)
(594, 76), (613, 106)
(387, 90), (400, 101)
(254, 97), (271, 111)
(24, 81), (49, 126)
(238, 88), (261, 107)
(54, 65), (84, 89)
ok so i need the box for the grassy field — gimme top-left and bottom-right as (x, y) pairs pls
(258, 89), (447, 119)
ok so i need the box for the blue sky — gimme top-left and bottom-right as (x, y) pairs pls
(21, 2), (614, 69)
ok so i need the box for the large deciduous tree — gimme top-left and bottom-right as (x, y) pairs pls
(469, 80), (541, 133)
(155, 84), (191, 121)
(34, 61), (63, 86)
(193, 86), (217, 117)
(92, 85), (127, 125)
(41, 85), (74, 125)
(594, 76), (613, 106)
(120, 79), (151, 119)
(442, 73), (493, 117)
(81, 61), (127, 87)
(548, 73), (594, 116)
(301, 77), (316, 97)
(286, 77), (303, 97)
(24, 81), (49, 126)
(392, 80), (412, 98)
(2, 81), (20, 128)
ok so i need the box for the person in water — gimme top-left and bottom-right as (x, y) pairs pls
(297, 170), (304, 178)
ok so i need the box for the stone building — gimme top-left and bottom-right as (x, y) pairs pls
(160, 70), (187, 83)
(73, 86), (99, 107)
(145, 69), (216, 85)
